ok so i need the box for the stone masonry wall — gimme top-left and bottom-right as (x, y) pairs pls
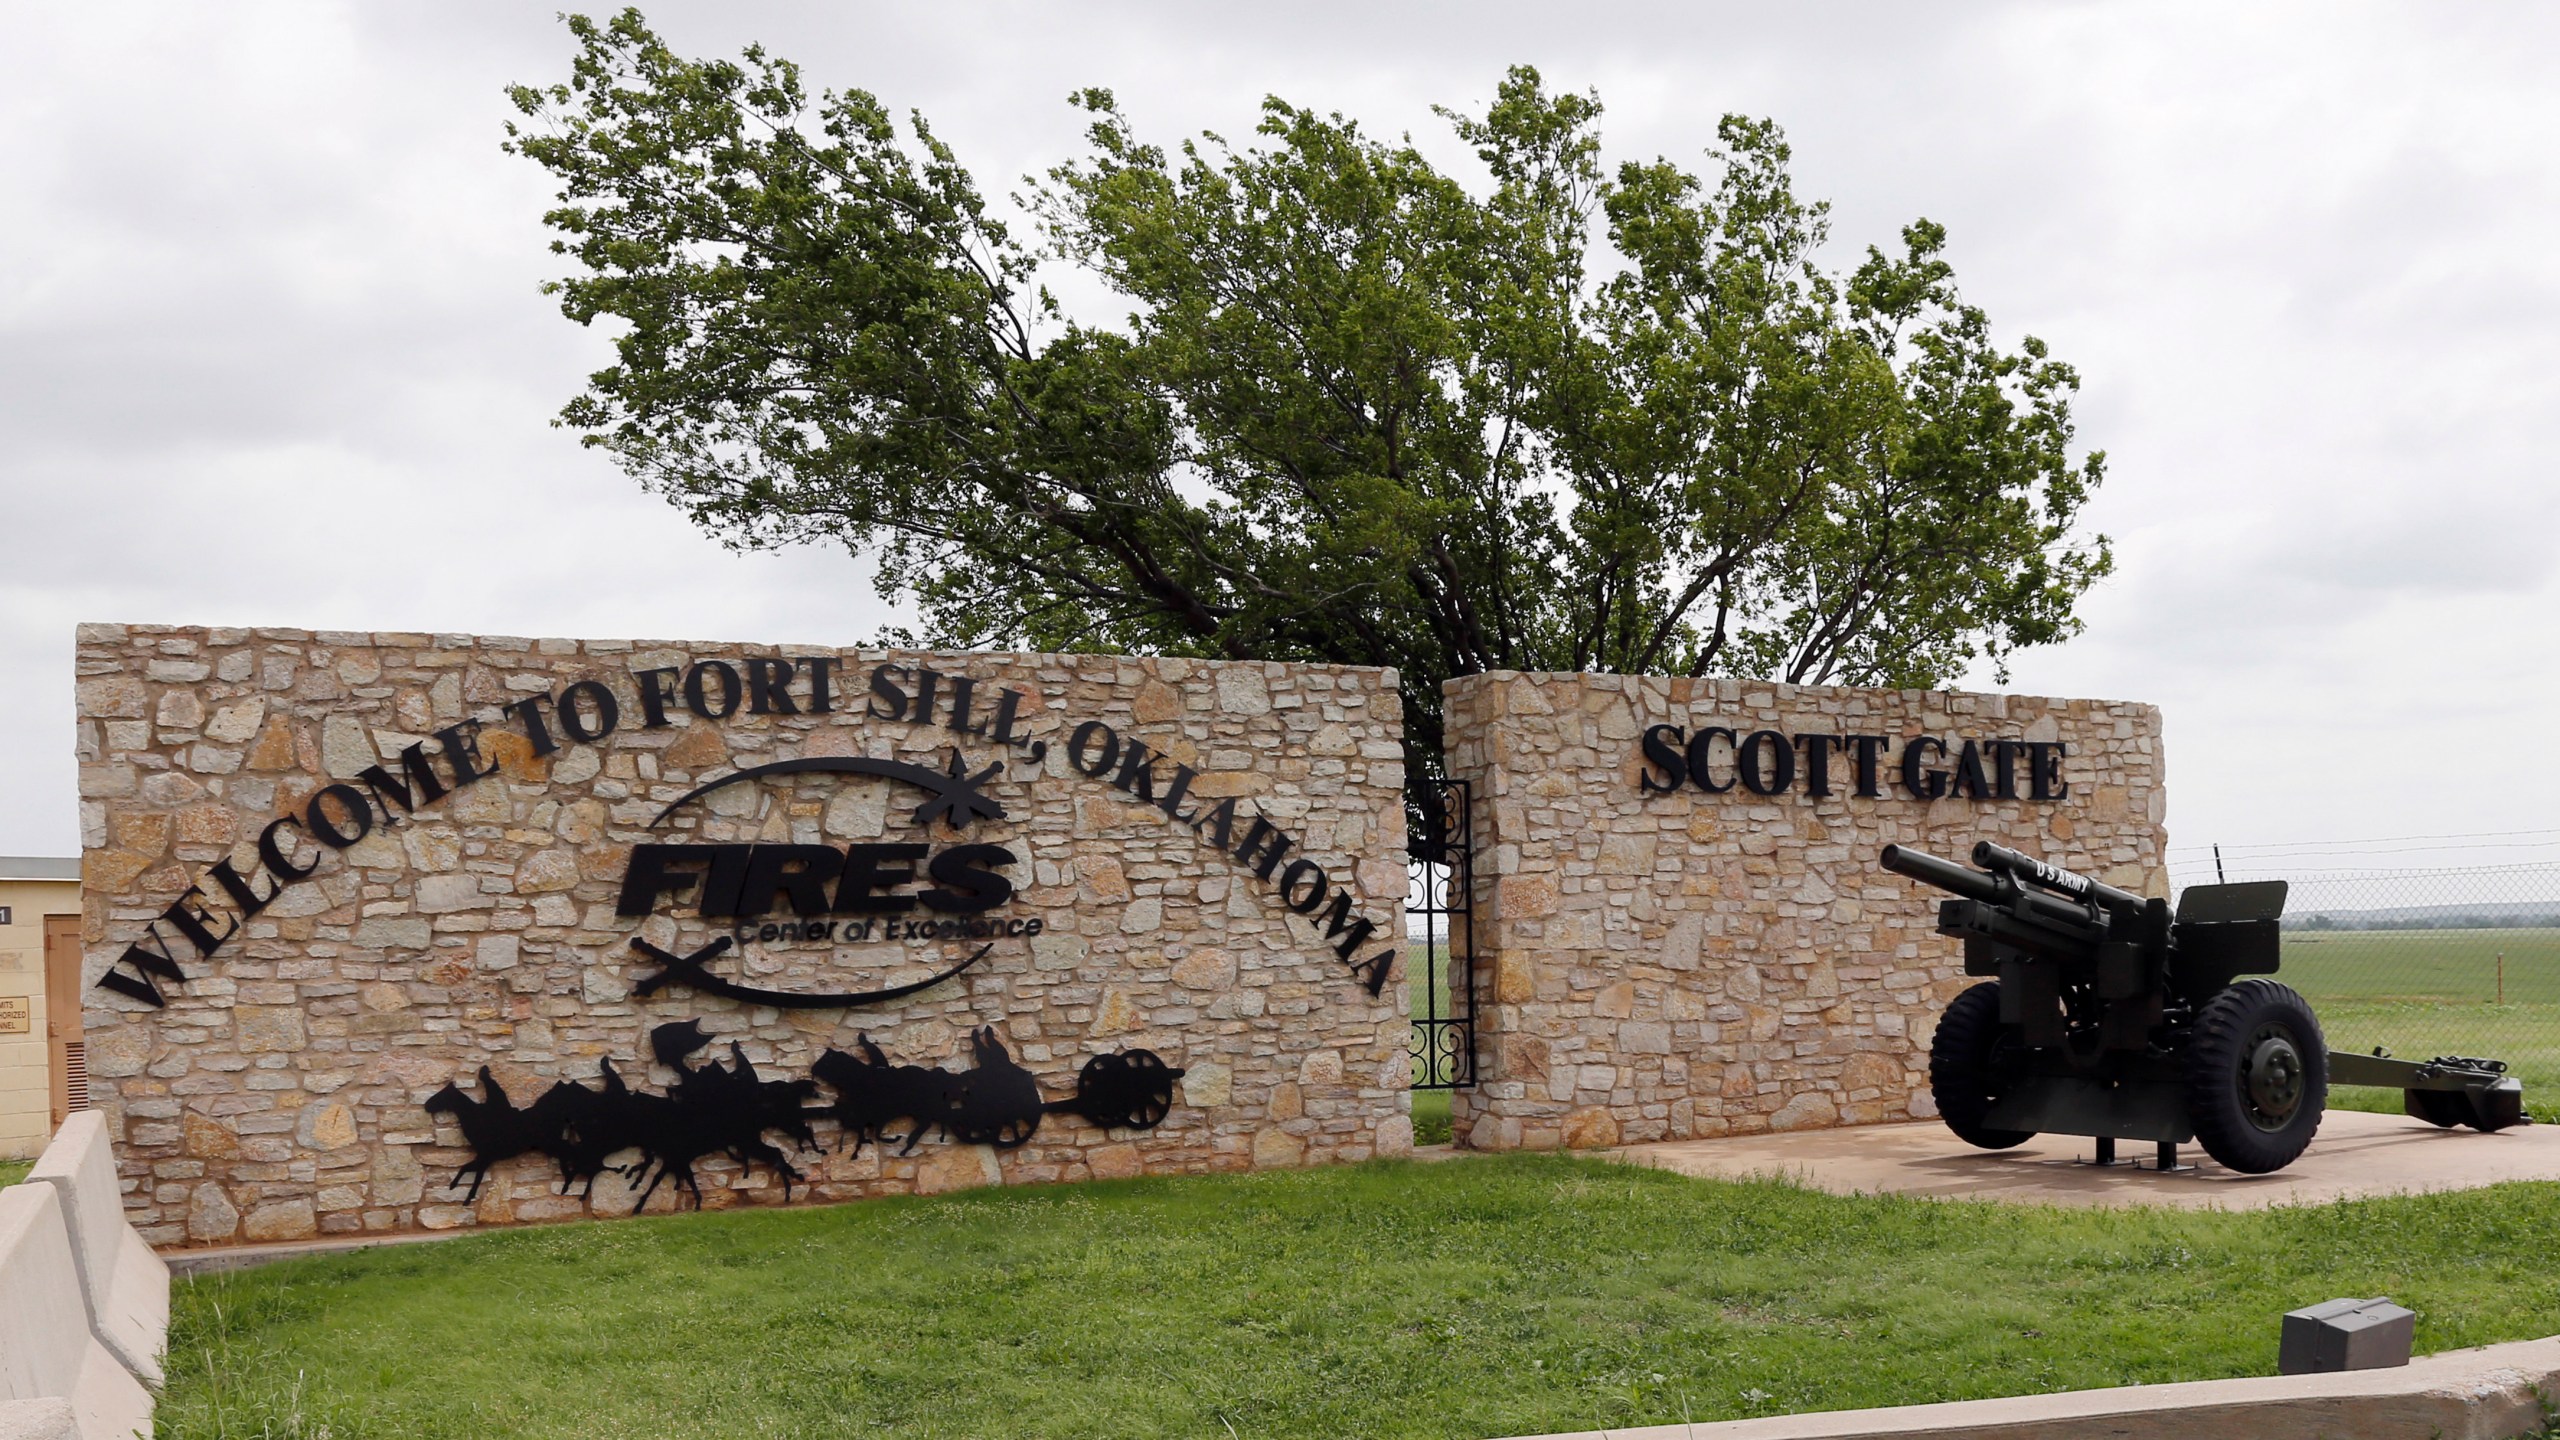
(1445, 672), (2164, 1151)
(76, 624), (1408, 1248)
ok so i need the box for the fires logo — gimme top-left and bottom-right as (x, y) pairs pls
(615, 747), (1039, 1009)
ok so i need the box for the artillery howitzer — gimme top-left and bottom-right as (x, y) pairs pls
(1882, 842), (2526, 1173)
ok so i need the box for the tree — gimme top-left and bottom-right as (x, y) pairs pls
(505, 11), (2112, 832)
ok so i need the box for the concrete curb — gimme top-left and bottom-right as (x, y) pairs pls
(1498, 1335), (2560, 1440)
(162, 1226), (468, 1277)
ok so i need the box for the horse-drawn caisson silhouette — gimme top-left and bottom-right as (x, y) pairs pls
(422, 1020), (1184, 1212)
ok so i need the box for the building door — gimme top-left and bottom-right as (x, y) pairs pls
(44, 915), (85, 1127)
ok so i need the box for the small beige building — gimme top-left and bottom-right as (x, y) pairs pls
(1, 856), (83, 1159)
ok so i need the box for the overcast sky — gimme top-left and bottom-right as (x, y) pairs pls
(5, 2), (2556, 883)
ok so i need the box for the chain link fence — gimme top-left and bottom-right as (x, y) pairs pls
(2171, 842), (2560, 1122)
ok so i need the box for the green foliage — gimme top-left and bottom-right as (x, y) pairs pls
(506, 11), (2111, 797)
(162, 1156), (2560, 1439)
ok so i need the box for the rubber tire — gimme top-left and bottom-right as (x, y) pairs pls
(2186, 979), (2327, 1174)
(2406, 1088), (2466, 1128)
(1930, 982), (2035, 1150)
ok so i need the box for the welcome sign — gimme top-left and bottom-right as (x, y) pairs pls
(75, 624), (1411, 1248)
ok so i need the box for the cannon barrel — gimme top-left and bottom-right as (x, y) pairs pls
(1878, 844), (2002, 903)
(1970, 841), (2148, 919)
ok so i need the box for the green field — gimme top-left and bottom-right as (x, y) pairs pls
(2282, 929), (2560, 1120)
(0, 1159), (26, 1189)
(160, 1155), (2560, 1440)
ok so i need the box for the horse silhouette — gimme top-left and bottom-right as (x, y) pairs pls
(813, 1034), (958, 1155)
(423, 1067), (548, 1203)
(620, 1022), (817, 1210)
(521, 1059), (647, 1200)
(945, 1027), (1044, 1148)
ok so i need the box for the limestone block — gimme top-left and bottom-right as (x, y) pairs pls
(242, 1201), (317, 1243)
(233, 1007), (307, 1053)
(1250, 1127), (1305, 1169)
(1169, 948), (1235, 991)
(1560, 1107), (1620, 1149)
(1214, 666), (1271, 717)
(1178, 1062), (1232, 1109)
(414, 873), (486, 912)
(513, 849), (580, 893)
(913, 1145), (1001, 1195)
(1770, 1093), (1840, 1131)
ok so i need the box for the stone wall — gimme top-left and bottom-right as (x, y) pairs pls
(76, 624), (1408, 1247)
(1444, 672), (2164, 1151)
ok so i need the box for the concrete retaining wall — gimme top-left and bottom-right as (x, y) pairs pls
(0, 1115), (165, 1440)
(26, 1115), (170, 1387)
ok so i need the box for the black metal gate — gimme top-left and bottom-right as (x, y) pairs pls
(1409, 778), (1476, 1090)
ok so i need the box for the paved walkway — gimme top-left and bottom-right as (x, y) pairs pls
(1611, 1108), (2560, 1209)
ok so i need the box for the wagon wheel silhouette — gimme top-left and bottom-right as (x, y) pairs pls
(1067, 1050), (1183, 1130)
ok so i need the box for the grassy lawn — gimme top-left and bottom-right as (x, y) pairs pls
(2285, 930), (2560, 1121)
(164, 1153), (2560, 1440)
(0, 1159), (27, 1188)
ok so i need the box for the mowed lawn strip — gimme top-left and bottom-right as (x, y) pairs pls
(162, 1153), (2560, 1440)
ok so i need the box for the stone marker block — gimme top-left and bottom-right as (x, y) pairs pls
(2279, 1296), (2416, 1375)
(0, 1186), (154, 1440)
(27, 1112), (172, 1387)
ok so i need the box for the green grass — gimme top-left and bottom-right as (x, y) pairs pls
(1411, 1088), (1453, 1145)
(2284, 930), (2560, 1120)
(162, 1154), (2560, 1440)
(0, 1160), (26, 1189)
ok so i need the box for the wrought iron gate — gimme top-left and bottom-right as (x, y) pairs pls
(1409, 778), (1476, 1089)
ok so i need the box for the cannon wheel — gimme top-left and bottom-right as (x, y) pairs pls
(1930, 982), (2034, 1150)
(2186, 979), (2326, 1173)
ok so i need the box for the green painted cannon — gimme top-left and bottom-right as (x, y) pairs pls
(1883, 842), (2526, 1174)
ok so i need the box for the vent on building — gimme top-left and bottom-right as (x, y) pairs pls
(63, 1041), (89, 1112)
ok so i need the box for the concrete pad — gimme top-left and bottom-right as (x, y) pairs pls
(0, 1188), (152, 1440)
(1497, 1334), (2560, 1440)
(1612, 1109), (2560, 1209)
(27, 1114), (168, 1386)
